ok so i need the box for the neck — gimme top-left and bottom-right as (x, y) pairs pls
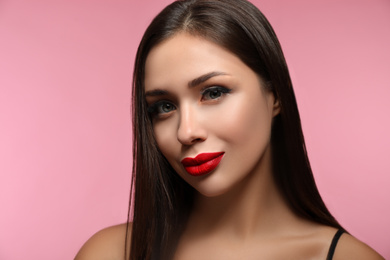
(185, 147), (302, 240)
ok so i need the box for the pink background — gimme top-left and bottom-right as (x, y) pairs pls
(0, 0), (389, 259)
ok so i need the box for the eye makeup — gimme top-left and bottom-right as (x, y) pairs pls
(200, 85), (232, 101)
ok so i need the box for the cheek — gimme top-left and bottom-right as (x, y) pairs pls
(153, 117), (188, 177)
(153, 118), (178, 158)
(213, 93), (273, 145)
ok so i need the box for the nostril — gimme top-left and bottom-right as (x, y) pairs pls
(192, 137), (203, 143)
(177, 127), (207, 145)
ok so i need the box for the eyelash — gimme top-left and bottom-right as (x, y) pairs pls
(201, 86), (231, 101)
(147, 86), (231, 117)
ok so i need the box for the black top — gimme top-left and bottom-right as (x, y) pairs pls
(326, 229), (345, 260)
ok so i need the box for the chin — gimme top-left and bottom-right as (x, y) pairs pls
(192, 181), (233, 198)
(197, 190), (226, 198)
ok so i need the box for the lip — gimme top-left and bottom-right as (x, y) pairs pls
(181, 152), (225, 176)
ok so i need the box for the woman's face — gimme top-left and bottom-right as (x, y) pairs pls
(144, 33), (279, 197)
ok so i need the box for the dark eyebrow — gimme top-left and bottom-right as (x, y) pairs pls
(188, 71), (229, 88)
(145, 89), (169, 97)
(145, 71), (229, 97)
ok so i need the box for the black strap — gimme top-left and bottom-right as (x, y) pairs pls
(326, 229), (344, 260)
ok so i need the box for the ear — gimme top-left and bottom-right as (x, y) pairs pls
(272, 94), (281, 117)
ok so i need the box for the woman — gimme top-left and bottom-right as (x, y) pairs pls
(75, 0), (383, 259)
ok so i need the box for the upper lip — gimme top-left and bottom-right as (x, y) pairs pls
(181, 152), (225, 166)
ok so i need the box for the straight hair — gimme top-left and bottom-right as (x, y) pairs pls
(127, 0), (342, 259)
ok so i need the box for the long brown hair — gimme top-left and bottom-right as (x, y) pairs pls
(127, 0), (342, 259)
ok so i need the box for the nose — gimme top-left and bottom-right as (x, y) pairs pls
(177, 104), (207, 145)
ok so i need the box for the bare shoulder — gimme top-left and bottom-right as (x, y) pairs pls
(333, 232), (384, 260)
(74, 223), (132, 260)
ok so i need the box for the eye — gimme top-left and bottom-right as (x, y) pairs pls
(147, 100), (176, 116)
(159, 102), (175, 113)
(201, 86), (231, 101)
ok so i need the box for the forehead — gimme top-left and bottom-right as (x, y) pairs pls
(144, 33), (253, 91)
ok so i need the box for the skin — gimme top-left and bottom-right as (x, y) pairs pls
(75, 34), (384, 260)
(144, 32), (279, 198)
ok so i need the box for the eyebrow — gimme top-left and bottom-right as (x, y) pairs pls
(144, 89), (168, 97)
(188, 71), (229, 88)
(145, 71), (229, 97)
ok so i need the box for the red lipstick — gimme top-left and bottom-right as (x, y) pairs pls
(181, 152), (225, 176)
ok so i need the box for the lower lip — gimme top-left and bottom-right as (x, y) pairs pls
(181, 152), (224, 176)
